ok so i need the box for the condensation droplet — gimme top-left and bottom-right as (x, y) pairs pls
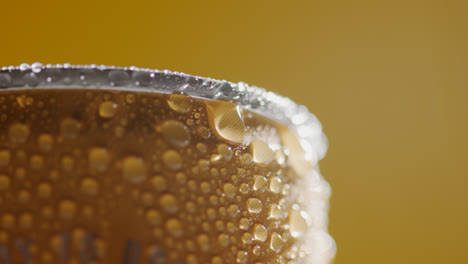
(99, 101), (118, 118)
(253, 175), (268, 192)
(0, 150), (10, 167)
(227, 204), (240, 217)
(253, 224), (267, 242)
(38, 134), (54, 152)
(60, 118), (82, 139)
(125, 94), (136, 104)
(1, 213), (15, 229)
(162, 150), (182, 170)
(239, 218), (250, 230)
(236, 251), (248, 264)
(196, 143), (207, 153)
(167, 93), (193, 114)
(59, 200), (77, 220)
(30, 154), (44, 170)
(239, 183), (249, 194)
(160, 120), (190, 148)
(89, 147), (110, 171)
(61, 155), (74, 172)
(217, 144), (232, 160)
(38, 182), (52, 199)
(270, 177), (282, 193)
(280, 128), (313, 174)
(185, 254), (198, 264)
(160, 194), (178, 213)
(145, 209), (162, 226)
(141, 192), (154, 206)
(246, 198), (262, 214)
(0, 175), (10, 191)
(217, 233), (230, 247)
(211, 256), (223, 264)
(196, 234), (211, 251)
(17, 189), (30, 204)
(241, 232), (253, 245)
(289, 207), (311, 238)
(81, 178), (99, 196)
(122, 156), (146, 184)
(19, 213), (33, 229)
(250, 139), (275, 164)
(206, 101), (245, 144)
(200, 182), (211, 193)
(197, 126), (211, 139)
(252, 245), (261, 256)
(270, 233), (284, 252)
(166, 218), (183, 237)
(151, 175), (167, 192)
(223, 183), (236, 198)
(8, 122), (30, 143)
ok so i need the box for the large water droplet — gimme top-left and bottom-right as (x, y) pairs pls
(289, 207), (311, 238)
(253, 224), (267, 242)
(167, 93), (193, 114)
(160, 120), (190, 148)
(270, 233), (284, 252)
(206, 101), (244, 144)
(250, 139), (275, 164)
(253, 175), (268, 192)
(269, 177), (282, 193)
(246, 198), (262, 214)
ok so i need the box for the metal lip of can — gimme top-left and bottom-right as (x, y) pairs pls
(0, 62), (328, 164)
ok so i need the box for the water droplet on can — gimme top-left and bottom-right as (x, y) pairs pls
(167, 93), (193, 114)
(253, 224), (267, 242)
(88, 147), (110, 171)
(122, 156), (146, 184)
(206, 101), (245, 144)
(8, 122), (30, 144)
(99, 101), (118, 118)
(160, 120), (190, 148)
(246, 198), (262, 214)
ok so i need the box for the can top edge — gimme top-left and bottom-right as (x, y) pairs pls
(0, 63), (328, 161)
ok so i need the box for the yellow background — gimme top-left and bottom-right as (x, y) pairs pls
(2, 0), (467, 263)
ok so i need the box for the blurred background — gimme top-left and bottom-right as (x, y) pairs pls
(1, 0), (467, 263)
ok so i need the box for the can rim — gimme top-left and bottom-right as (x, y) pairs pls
(0, 62), (328, 162)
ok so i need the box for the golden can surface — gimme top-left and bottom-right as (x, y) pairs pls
(0, 64), (335, 264)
